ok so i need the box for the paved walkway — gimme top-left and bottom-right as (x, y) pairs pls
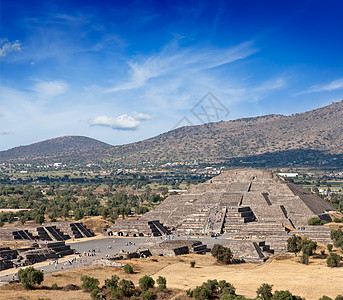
(0, 234), (230, 284)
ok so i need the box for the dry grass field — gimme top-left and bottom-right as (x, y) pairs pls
(0, 252), (342, 300)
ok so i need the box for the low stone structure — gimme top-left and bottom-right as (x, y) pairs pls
(107, 220), (170, 237)
(0, 241), (74, 270)
(0, 222), (94, 242)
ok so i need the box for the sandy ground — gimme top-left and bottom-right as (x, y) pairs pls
(0, 253), (342, 300)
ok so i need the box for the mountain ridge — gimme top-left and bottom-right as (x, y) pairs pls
(1, 100), (343, 166)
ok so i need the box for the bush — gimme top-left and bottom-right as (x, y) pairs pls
(51, 283), (59, 290)
(192, 285), (212, 300)
(318, 296), (333, 300)
(287, 235), (302, 256)
(118, 279), (135, 297)
(327, 253), (341, 267)
(156, 276), (166, 290)
(80, 275), (99, 292)
(300, 253), (309, 265)
(139, 275), (155, 291)
(124, 264), (134, 274)
(220, 295), (237, 300)
(301, 238), (317, 256)
(321, 250), (325, 255)
(256, 283), (273, 300)
(272, 290), (294, 300)
(90, 288), (106, 299)
(308, 217), (322, 225)
(190, 261), (196, 268)
(335, 295), (343, 300)
(327, 244), (333, 252)
(219, 280), (236, 296)
(211, 244), (233, 264)
(141, 290), (155, 300)
(18, 267), (44, 289)
(333, 218), (341, 223)
(104, 275), (119, 290)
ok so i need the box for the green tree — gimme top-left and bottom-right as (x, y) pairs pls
(192, 285), (212, 300)
(80, 275), (99, 292)
(139, 275), (155, 291)
(318, 296), (333, 300)
(308, 217), (322, 225)
(124, 264), (134, 274)
(90, 288), (106, 299)
(211, 244), (233, 264)
(327, 253), (341, 267)
(272, 290), (293, 300)
(287, 235), (302, 256)
(140, 290), (155, 300)
(156, 276), (166, 290)
(256, 283), (273, 300)
(18, 267), (44, 289)
(34, 214), (45, 225)
(327, 244), (333, 252)
(118, 279), (135, 297)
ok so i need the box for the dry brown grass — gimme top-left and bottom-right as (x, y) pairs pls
(0, 253), (342, 300)
(81, 216), (112, 234)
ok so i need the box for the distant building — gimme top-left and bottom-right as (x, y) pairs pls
(278, 172), (298, 178)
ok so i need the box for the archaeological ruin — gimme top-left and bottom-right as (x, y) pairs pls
(107, 169), (336, 262)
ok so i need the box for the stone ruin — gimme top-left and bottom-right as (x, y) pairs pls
(0, 241), (74, 271)
(0, 222), (94, 242)
(107, 169), (336, 261)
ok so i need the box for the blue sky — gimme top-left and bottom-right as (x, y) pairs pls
(1, 0), (343, 150)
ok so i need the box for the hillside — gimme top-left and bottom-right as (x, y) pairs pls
(0, 136), (112, 164)
(1, 100), (343, 167)
(108, 100), (343, 166)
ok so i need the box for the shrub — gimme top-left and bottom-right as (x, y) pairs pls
(301, 238), (317, 256)
(118, 279), (135, 297)
(51, 283), (59, 290)
(131, 296), (138, 300)
(139, 275), (155, 291)
(190, 261), (196, 268)
(220, 295), (237, 300)
(104, 275), (119, 290)
(90, 288), (106, 299)
(219, 280), (235, 296)
(308, 217), (322, 225)
(300, 253), (309, 265)
(256, 283), (273, 300)
(318, 296), (333, 300)
(287, 235), (302, 256)
(272, 290), (293, 300)
(18, 267), (44, 289)
(327, 253), (341, 267)
(80, 275), (99, 292)
(211, 244), (233, 264)
(327, 244), (333, 252)
(141, 290), (155, 300)
(335, 295), (343, 300)
(156, 276), (166, 290)
(321, 250), (325, 255)
(192, 285), (212, 300)
(333, 218), (341, 223)
(124, 264), (134, 274)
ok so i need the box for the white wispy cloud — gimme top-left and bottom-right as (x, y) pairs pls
(32, 80), (69, 98)
(298, 77), (343, 94)
(90, 112), (155, 130)
(0, 39), (22, 57)
(104, 41), (258, 93)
